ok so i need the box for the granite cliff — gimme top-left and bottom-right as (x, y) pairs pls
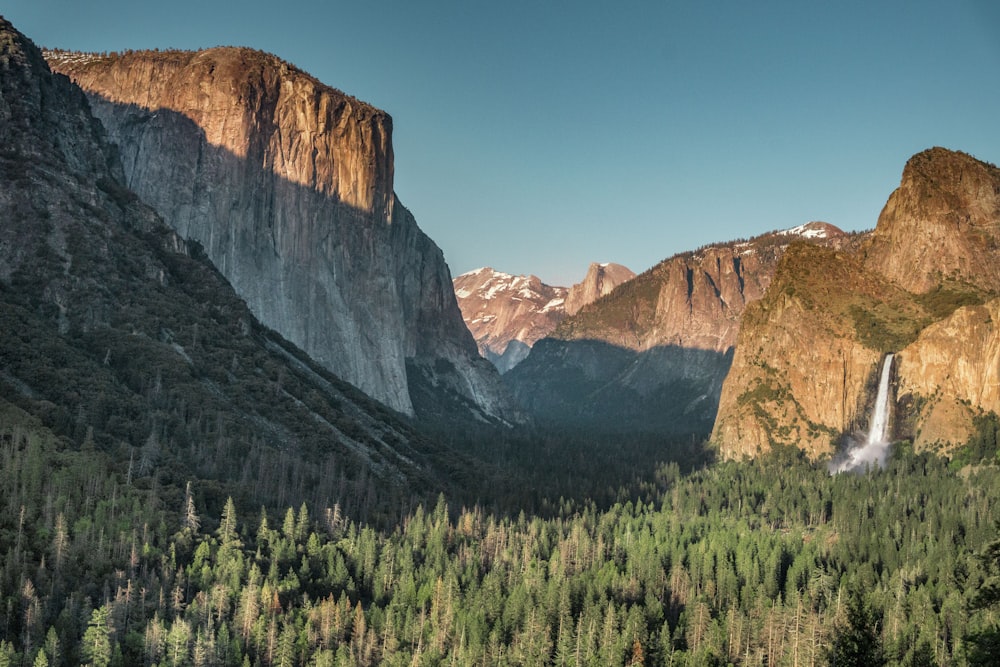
(564, 262), (637, 316)
(711, 244), (903, 459)
(506, 223), (847, 435)
(863, 147), (1000, 294)
(0, 18), (453, 513)
(713, 149), (1000, 459)
(453, 263), (634, 373)
(896, 298), (1000, 449)
(46, 47), (515, 423)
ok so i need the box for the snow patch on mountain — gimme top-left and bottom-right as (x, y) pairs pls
(779, 222), (835, 239)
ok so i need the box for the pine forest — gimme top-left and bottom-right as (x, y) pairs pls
(1, 405), (999, 666)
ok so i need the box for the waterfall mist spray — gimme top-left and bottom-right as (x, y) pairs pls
(831, 353), (895, 474)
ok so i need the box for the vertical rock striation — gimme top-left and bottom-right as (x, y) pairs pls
(46, 48), (514, 421)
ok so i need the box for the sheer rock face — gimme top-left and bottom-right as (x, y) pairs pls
(0, 18), (445, 492)
(864, 147), (1000, 293)
(711, 246), (886, 460)
(714, 149), (1000, 460)
(896, 299), (1000, 449)
(47, 48), (514, 421)
(564, 263), (636, 316)
(453, 268), (569, 374)
(506, 223), (847, 435)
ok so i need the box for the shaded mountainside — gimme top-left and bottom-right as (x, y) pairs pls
(45, 46), (517, 425)
(714, 148), (1000, 460)
(453, 263), (633, 374)
(0, 18), (463, 521)
(506, 223), (849, 435)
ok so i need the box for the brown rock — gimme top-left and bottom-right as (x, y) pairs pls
(564, 263), (636, 315)
(865, 147), (1000, 293)
(897, 298), (1000, 449)
(711, 245), (890, 459)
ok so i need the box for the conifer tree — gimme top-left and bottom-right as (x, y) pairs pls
(218, 496), (239, 547)
(966, 523), (1000, 666)
(183, 481), (200, 533)
(826, 589), (886, 667)
(81, 606), (112, 667)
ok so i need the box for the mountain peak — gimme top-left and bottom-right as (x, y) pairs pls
(865, 147), (1000, 293)
(777, 221), (845, 240)
(564, 262), (636, 316)
(453, 268), (568, 373)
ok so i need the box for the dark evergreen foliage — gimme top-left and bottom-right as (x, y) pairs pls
(826, 589), (886, 666)
(2, 410), (999, 665)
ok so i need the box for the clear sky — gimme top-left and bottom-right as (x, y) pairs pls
(5, 1), (999, 286)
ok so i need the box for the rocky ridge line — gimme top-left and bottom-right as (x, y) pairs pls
(505, 222), (849, 435)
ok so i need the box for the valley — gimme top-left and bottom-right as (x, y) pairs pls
(1, 15), (999, 666)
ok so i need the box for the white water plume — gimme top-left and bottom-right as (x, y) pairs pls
(831, 354), (894, 474)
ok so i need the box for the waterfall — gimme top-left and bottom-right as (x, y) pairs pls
(866, 353), (895, 445)
(831, 353), (894, 473)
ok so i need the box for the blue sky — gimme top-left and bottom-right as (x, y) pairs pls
(6, 1), (999, 285)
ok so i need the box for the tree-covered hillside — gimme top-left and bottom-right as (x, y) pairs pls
(3, 405), (998, 665)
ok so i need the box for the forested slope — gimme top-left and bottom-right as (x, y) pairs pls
(3, 417), (999, 665)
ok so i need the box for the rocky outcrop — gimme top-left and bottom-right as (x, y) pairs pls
(453, 268), (569, 373)
(46, 47), (515, 423)
(0, 18), (451, 512)
(713, 149), (1000, 460)
(711, 245), (895, 459)
(507, 223), (847, 435)
(896, 298), (1000, 449)
(864, 148), (1000, 293)
(564, 263), (636, 315)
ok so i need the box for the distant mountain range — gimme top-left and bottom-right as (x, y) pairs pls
(453, 263), (634, 373)
(500, 222), (854, 437)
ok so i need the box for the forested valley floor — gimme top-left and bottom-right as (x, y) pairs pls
(2, 404), (1000, 666)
